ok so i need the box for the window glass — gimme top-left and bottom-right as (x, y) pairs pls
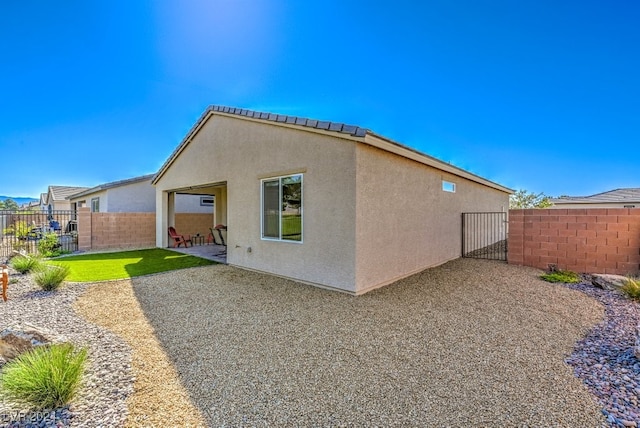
(442, 180), (456, 193)
(91, 198), (100, 212)
(281, 175), (302, 241)
(262, 179), (280, 239)
(262, 174), (303, 242)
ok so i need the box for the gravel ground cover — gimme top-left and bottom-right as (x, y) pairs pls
(565, 281), (640, 427)
(0, 270), (133, 427)
(6, 257), (638, 427)
(74, 279), (207, 427)
(121, 258), (607, 427)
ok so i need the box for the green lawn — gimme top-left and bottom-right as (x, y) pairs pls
(51, 248), (215, 282)
(281, 215), (302, 241)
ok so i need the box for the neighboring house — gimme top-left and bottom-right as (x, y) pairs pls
(45, 186), (90, 213)
(38, 193), (47, 212)
(152, 105), (512, 295)
(68, 174), (213, 213)
(19, 199), (40, 211)
(550, 188), (640, 209)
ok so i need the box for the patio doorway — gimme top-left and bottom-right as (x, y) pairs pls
(164, 182), (227, 263)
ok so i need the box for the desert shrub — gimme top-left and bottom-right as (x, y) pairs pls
(621, 277), (640, 301)
(38, 233), (63, 257)
(11, 221), (32, 239)
(540, 270), (581, 284)
(0, 343), (87, 409)
(33, 264), (70, 291)
(9, 255), (41, 274)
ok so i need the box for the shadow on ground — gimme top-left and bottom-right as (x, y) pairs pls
(131, 258), (605, 427)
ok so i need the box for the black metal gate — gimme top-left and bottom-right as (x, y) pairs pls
(462, 212), (507, 261)
(0, 210), (78, 259)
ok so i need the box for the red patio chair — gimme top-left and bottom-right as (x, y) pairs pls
(168, 227), (192, 248)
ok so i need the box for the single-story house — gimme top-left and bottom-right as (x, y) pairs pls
(550, 188), (640, 209)
(45, 186), (90, 213)
(68, 174), (212, 213)
(152, 105), (512, 294)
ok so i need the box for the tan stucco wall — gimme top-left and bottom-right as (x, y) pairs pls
(354, 141), (509, 294)
(174, 213), (214, 237)
(155, 115), (358, 292)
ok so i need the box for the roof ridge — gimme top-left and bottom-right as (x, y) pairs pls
(209, 105), (369, 137)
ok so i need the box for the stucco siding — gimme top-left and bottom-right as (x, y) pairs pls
(155, 115), (358, 292)
(175, 194), (214, 213)
(106, 181), (154, 212)
(354, 142), (509, 294)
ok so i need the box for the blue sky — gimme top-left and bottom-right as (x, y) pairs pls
(1, 1), (638, 199)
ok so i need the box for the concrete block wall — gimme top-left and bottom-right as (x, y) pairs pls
(78, 208), (213, 251)
(508, 208), (640, 275)
(174, 214), (215, 238)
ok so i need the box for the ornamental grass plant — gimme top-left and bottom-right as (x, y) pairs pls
(33, 264), (70, 291)
(621, 277), (640, 301)
(9, 255), (41, 274)
(540, 270), (581, 284)
(0, 343), (87, 410)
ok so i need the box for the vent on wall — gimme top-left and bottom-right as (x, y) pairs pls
(200, 196), (214, 206)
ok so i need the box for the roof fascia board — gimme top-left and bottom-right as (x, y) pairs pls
(152, 106), (513, 195)
(68, 175), (153, 200)
(152, 109), (215, 185)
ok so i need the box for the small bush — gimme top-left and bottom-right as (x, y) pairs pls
(540, 270), (581, 284)
(9, 255), (41, 274)
(0, 343), (87, 409)
(12, 221), (32, 240)
(38, 232), (63, 257)
(33, 264), (70, 291)
(621, 277), (640, 301)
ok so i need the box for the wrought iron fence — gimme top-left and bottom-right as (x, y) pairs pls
(462, 212), (508, 261)
(0, 210), (78, 259)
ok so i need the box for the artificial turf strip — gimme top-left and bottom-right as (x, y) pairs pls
(51, 248), (215, 282)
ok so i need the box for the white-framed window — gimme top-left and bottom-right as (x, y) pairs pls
(442, 180), (456, 193)
(91, 197), (100, 212)
(261, 174), (303, 242)
(200, 196), (214, 206)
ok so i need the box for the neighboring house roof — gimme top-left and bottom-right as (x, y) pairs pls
(67, 174), (155, 200)
(39, 193), (47, 205)
(550, 188), (640, 205)
(48, 186), (90, 202)
(152, 105), (513, 194)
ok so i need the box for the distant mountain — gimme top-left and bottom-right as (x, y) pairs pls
(0, 195), (38, 206)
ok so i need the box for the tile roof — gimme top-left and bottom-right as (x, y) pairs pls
(208, 105), (368, 137)
(551, 188), (640, 204)
(153, 105), (512, 194)
(49, 186), (90, 201)
(67, 174), (154, 199)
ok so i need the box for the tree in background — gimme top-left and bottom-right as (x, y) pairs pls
(509, 189), (552, 209)
(0, 198), (19, 210)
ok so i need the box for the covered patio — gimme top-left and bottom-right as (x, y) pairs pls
(158, 181), (227, 263)
(168, 241), (227, 264)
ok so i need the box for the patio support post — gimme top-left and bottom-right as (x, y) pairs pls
(156, 190), (174, 248)
(214, 187), (227, 226)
